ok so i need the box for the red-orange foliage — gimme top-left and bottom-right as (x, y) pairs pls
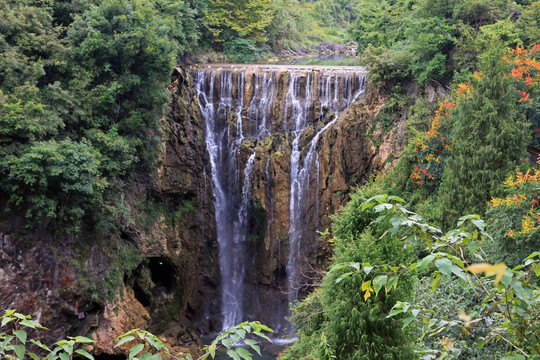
(410, 44), (540, 187)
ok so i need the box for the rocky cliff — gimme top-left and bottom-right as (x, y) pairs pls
(162, 64), (403, 333)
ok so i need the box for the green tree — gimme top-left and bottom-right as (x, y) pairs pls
(280, 190), (415, 360)
(438, 45), (529, 227)
(205, 0), (273, 43)
(351, 0), (408, 52)
(0, 0), (201, 232)
(267, 0), (308, 50)
(5, 139), (105, 232)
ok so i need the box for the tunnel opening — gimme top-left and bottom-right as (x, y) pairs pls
(148, 257), (176, 292)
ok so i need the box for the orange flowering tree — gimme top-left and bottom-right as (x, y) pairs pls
(506, 44), (540, 146)
(409, 77), (477, 191)
(410, 44), (539, 193)
(486, 161), (540, 267)
(410, 100), (455, 190)
(437, 45), (529, 228)
(485, 44), (540, 266)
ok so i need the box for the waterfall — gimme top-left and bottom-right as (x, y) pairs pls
(195, 69), (253, 330)
(287, 71), (366, 302)
(193, 65), (367, 332)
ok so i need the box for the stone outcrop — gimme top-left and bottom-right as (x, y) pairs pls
(162, 64), (403, 332)
(90, 286), (150, 355)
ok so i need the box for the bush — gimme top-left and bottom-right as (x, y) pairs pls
(281, 189), (415, 360)
(223, 37), (263, 63)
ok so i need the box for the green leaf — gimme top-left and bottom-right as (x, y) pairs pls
(335, 272), (353, 283)
(500, 355), (526, 360)
(75, 337), (93, 344)
(146, 336), (162, 351)
(372, 275), (388, 296)
(451, 265), (468, 282)
(13, 344), (26, 359)
(28, 352), (40, 360)
(207, 343), (216, 358)
(30, 339), (52, 352)
(432, 273), (442, 292)
(129, 344), (144, 360)
(62, 342), (74, 355)
(402, 316), (415, 328)
(13, 330), (27, 344)
(59, 352), (70, 360)
(120, 330), (137, 337)
(255, 323), (273, 333)
(510, 280), (526, 300)
(372, 195), (387, 203)
(75, 349), (95, 360)
(116, 336), (135, 348)
(222, 338), (232, 349)
(139, 353), (153, 360)
(361, 200), (377, 211)
(501, 270), (513, 286)
(226, 349), (241, 360)
(2, 316), (15, 327)
(374, 203), (393, 212)
(329, 263), (347, 272)
(435, 258), (453, 276)
(471, 219), (485, 231)
(14, 313), (28, 320)
(387, 302), (409, 318)
(253, 331), (270, 341)
(363, 265), (373, 275)
(385, 276), (398, 294)
(20, 319), (44, 329)
(417, 255), (436, 271)
(243, 339), (261, 355)
(235, 347), (252, 360)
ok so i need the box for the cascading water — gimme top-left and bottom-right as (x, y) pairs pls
(193, 65), (366, 333)
(195, 69), (253, 330)
(287, 72), (366, 303)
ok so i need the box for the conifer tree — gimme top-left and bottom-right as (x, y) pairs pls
(438, 45), (529, 228)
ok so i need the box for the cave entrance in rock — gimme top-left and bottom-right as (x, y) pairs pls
(148, 257), (176, 292)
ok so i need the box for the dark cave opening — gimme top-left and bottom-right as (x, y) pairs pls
(133, 282), (151, 307)
(148, 257), (176, 292)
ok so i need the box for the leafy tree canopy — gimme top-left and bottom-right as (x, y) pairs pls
(205, 0), (273, 43)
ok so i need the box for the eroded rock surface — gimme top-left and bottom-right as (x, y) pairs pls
(165, 65), (402, 331)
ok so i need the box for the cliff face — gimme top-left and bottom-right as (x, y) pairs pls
(162, 64), (401, 332)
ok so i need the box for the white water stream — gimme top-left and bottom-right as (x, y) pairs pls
(194, 67), (366, 332)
